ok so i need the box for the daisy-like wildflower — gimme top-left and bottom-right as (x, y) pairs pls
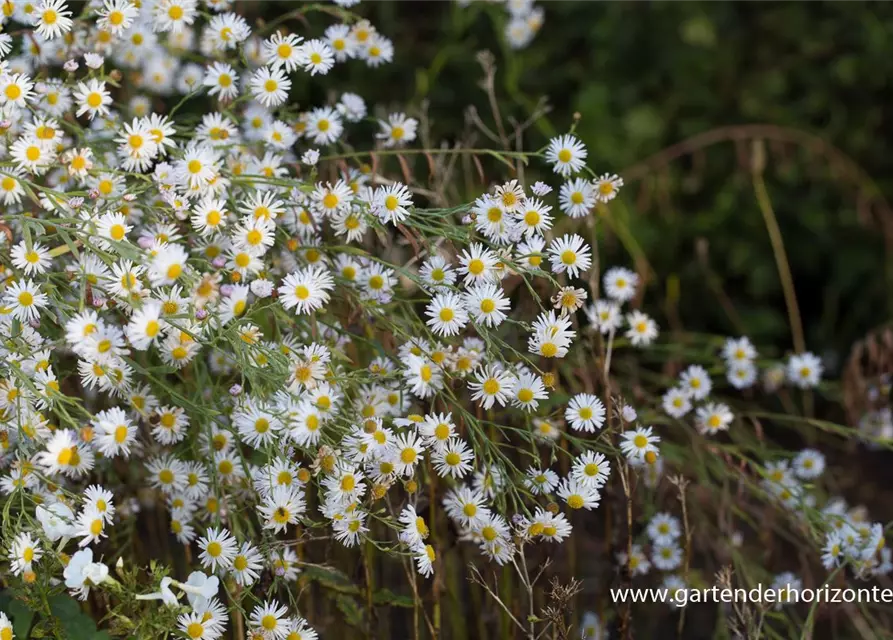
(198, 527), (237, 571)
(592, 173), (623, 203)
(652, 542), (683, 571)
(787, 351), (823, 389)
(203, 62), (240, 100)
(432, 438), (474, 478)
(0, 73), (34, 109)
(33, 0), (73, 39)
(661, 387), (692, 418)
(98, 0), (138, 34)
(695, 402), (733, 435)
(547, 234), (591, 279)
(279, 266), (335, 315)
(586, 299), (622, 334)
(306, 106), (343, 145)
(647, 513), (681, 545)
(250, 66), (291, 108)
(11, 242), (51, 276)
(722, 336), (757, 364)
(459, 243), (500, 286)
(565, 393), (606, 432)
(727, 360), (758, 389)
(249, 600), (289, 640)
(524, 467), (559, 495)
(558, 177), (596, 218)
(425, 292), (469, 337)
(625, 310), (659, 347)
(545, 134), (587, 176)
(617, 544), (651, 577)
(603, 267), (638, 303)
(793, 448), (826, 479)
(265, 32), (304, 71)
(571, 451), (610, 489)
(463, 283), (510, 327)
(511, 371), (548, 411)
(679, 364), (712, 400)
(9, 532), (42, 578)
(300, 39), (336, 75)
(557, 478), (600, 511)
(469, 365), (516, 410)
(620, 426), (660, 461)
(377, 112), (417, 147)
(372, 183), (413, 225)
(73, 79), (112, 120)
(259, 486), (306, 533)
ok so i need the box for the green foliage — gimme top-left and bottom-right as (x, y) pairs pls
(0, 592), (111, 640)
(45, 595), (112, 640)
(0, 592), (33, 639)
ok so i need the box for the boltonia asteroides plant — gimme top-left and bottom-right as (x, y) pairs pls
(0, 1), (885, 639)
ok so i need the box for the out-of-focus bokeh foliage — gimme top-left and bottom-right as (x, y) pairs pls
(254, 1), (892, 364)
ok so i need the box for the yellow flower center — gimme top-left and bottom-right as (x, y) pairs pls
(57, 447), (73, 465)
(322, 193), (338, 209)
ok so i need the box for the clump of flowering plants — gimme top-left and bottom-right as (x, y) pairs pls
(0, 1), (888, 639)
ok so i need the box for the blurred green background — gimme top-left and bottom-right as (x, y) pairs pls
(304, 0), (892, 365)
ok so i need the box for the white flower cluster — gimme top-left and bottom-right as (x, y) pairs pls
(0, 0), (873, 637)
